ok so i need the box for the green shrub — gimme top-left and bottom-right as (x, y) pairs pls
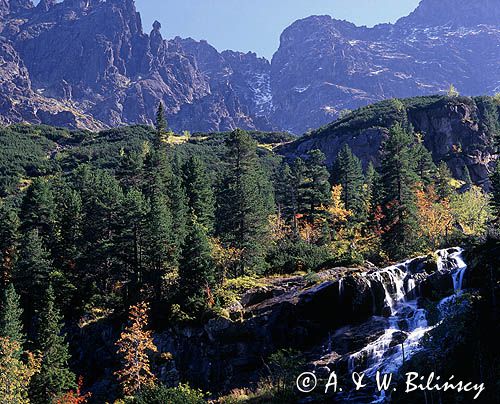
(266, 239), (333, 274)
(128, 384), (207, 404)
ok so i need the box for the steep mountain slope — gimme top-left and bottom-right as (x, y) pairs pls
(277, 95), (500, 187)
(270, 0), (500, 132)
(0, 0), (271, 131)
(0, 0), (498, 132)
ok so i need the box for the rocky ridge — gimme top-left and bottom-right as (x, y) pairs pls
(0, 0), (498, 133)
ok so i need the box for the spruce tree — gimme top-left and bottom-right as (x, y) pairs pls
(155, 101), (168, 144)
(144, 188), (174, 300)
(491, 159), (500, 218)
(78, 169), (125, 305)
(413, 142), (436, 186)
(291, 157), (307, 224)
(20, 178), (57, 249)
(30, 285), (76, 404)
(168, 155), (189, 256)
(275, 162), (298, 232)
(217, 129), (273, 273)
(0, 284), (25, 356)
(117, 150), (145, 190)
(0, 205), (20, 287)
(331, 144), (365, 221)
(56, 185), (83, 269)
(183, 155), (216, 233)
(120, 189), (148, 300)
(380, 123), (421, 259)
(435, 162), (454, 200)
(179, 217), (216, 314)
(302, 149), (330, 219)
(365, 162), (381, 208)
(14, 230), (54, 318)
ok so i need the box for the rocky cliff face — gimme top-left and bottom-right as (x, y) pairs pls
(271, 0), (500, 133)
(0, 0), (271, 131)
(0, 0), (498, 133)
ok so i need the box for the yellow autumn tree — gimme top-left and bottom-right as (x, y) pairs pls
(210, 237), (243, 280)
(450, 186), (491, 236)
(324, 185), (352, 227)
(115, 302), (157, 397)
(0, 337), (41, 403)
(416, 186), (454, 249)
(323, 185), (368, 263)
(268, 213), (291, 242)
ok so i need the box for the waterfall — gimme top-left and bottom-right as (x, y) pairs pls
(438, 247), (467, 293)
(344, 248), (468, 401)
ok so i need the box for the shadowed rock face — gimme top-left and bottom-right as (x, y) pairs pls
(0, 0), (498, 133)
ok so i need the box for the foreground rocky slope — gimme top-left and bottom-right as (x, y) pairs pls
(0, 0), (498, 132)
(74, 248), (472, 401)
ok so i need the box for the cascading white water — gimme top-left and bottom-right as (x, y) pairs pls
(438, 247), (467, 293)
(346, 248), (468, 394)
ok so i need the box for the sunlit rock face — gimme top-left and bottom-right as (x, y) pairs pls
(0, 0), (498, 133)
(270, 0), (500, 133)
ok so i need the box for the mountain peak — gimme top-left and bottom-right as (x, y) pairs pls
(399, 0), (500, 27)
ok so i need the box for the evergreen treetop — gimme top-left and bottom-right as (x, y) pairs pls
(0, 283), (25, 355)
(30, 285), (76, 403)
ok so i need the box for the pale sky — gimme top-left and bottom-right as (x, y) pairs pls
(136, 0), (421, 59)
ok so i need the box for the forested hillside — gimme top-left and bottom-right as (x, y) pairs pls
(0, 95), (498, 403)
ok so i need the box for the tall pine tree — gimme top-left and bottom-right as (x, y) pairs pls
(144, 187), (174, 300)
(435, 162), (454, 200)
(155, 101), (168, 144)
(14, 230), (54, 318)
(120, 189), (148, 301)
(78, 168), (125, 306)
(380, 123), (421, 259)
(291, 157), (307, 231)
(217, 129), (273, 274)
(331, 144), (365, 221)
(413, 141), (436, 186)
(275, 162), (298, 233)
(20, 178), (57, 251)
(30, 285), (76, 404)
(183, 155), (216, 233)
(179, 217), (216, 314)
(56, 186), (83, 262)
(302, 149), (330, 219)
(168, 155), (189, 257)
